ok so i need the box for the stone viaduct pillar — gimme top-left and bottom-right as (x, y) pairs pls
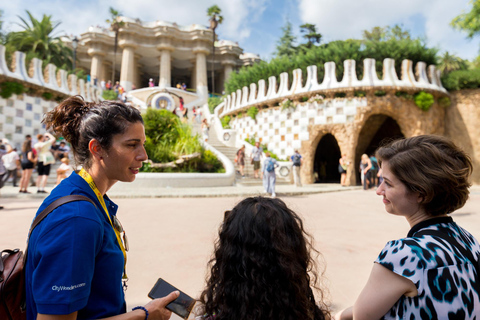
(119, 41), (137, 92)
(158, 48), (173, 88)
(88, 49), (105, 85)
(193, 46), (209, 98)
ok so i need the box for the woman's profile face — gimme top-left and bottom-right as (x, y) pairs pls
(376, 161), (422, 217)
(102, 121), (147, 183)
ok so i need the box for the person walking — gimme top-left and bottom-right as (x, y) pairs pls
(19, 135), (36, 194)
(2, 145), (20, 187)
(251, 142), (263, 179)
(236, 145), (246, 177)
(290, 150), (303, 187)
(34, 132), (56, 193)
(359, 154), (372, 190)
(25, 96), (179, 320)
(262, 152), (278, 197)
(202, 119), (210, 142)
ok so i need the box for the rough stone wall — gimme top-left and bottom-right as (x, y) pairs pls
(445, 89), (480, 184)
(301, 96), (446, 185)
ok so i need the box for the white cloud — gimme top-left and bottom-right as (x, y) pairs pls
(298, 0), (478, 59)
(2, 0), (267, 43)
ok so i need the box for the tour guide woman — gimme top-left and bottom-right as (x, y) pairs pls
(25, 96), (179, 320)
(336, 135), (480, 320)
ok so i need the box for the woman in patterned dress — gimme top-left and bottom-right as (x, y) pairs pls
(336, 135), (480, 320)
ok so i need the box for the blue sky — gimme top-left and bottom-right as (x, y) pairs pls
(2, 0), (478, 61)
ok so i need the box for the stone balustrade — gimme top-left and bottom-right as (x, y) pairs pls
(217, 58), (446, 118)
(0, 44), (102, 101)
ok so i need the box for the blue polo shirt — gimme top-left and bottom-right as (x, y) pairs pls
(25, 172), (126, 319)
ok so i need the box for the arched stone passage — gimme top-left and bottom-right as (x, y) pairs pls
(314, 133), (341, 183)
(355, 115), (405, 184)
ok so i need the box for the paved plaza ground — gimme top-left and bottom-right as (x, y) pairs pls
(2, 186), (480, 318)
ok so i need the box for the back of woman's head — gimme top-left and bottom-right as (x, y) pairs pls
(22, 139), (31, 153)
(43, 96), (143, 168)
(200, 196), (328, 320)
(376, 135), (472, 216)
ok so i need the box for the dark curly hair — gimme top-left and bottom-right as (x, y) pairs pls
(199, 196), (330, 320)
(42, 96), (143, 168)
(376, 135), (473, 216)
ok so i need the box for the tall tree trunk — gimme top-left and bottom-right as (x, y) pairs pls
(112, 31), (118, 82)
(211, 29), (215, 96)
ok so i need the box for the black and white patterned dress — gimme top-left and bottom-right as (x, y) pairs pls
(376, 217), (480, 319)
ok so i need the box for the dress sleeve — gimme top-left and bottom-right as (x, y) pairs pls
(32, 207), (104, 315)
(375, 239), (425, 293)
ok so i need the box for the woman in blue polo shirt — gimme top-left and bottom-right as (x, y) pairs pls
(25, 96), (179, 320)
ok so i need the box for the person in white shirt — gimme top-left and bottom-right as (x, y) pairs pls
(2, 145), (20, 187)
(34, 132), (56, 193)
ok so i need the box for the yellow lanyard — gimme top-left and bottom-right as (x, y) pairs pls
(78, 169), (128, 281)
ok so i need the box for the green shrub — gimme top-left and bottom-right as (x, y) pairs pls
(221, 115), (231, 129)
(300, 96), (308, 102)
(438, 96), (451, 108)
(354, 90), (366, 97)
(414, 91), (434, 111)
(0, 82), (24, 99)
(41, 92), (53, 100)
(208, 96), (223, 114)
(395, 91), (414, 100)
(374, 90), (386, 97)
(102, 90), (118, 100)
(280, 98), (295, 111)
(441, 69), (480, 91)
(247, 106), (259, 120)
(334, 92), (346, 98)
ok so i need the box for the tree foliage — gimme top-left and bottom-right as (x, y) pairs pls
(451, 0), (480, 39)
(274, 21), (297, 57)
(5, 11), (72, 69)
(225, 33), (438, 94)
(299, 23), (321, 50)
(437, 51), (468, 74)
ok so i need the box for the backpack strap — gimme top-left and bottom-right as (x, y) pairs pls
(24, 195), (97, 263)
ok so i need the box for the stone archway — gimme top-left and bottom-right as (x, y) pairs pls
(314, 133), (342, 183)
(355, 115), (405, 184)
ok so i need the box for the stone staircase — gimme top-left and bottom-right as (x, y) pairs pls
(193, 121), (290, 187)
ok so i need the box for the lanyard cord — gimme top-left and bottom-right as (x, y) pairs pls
(78, 169), (128, 281)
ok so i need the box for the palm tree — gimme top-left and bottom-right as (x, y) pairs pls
(106, 7), (125, 83)
(437, 51), (467, 74)
(6, 11), (72, 69)
(207, 5), (223, 96)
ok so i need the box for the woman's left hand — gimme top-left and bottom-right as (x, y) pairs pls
(144, 291), (180, 320)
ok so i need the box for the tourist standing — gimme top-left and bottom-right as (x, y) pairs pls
(25, 96), (179, 320)
(192, 106), (197, 123)
(262, 152), (278, 197)
(34, 132), (56, 194)
(338, 154), (349, 186)
(251, 142), (263, 179)
(335, 135), (480, 320)
(55, 157), (73, 185)
(236, 145), (246, 177)
(19, 135), (36, 194)
(369, 154), (379, 187)
(290, 150), (303, 187)
(181, 82), (187, 90)
(359, 154), (372, 190)
(202, 119), (210, 142)
(2, 145), (20, 187)
(148, 78), (155, 87)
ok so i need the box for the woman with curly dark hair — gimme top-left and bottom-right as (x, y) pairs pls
(198, 196), (330, 320)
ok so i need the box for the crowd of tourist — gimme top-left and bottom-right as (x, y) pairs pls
(2, 96), (479, 320)
(0, 133), (73, 202)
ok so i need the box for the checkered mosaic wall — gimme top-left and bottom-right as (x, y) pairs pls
(230, 98), (367, 160)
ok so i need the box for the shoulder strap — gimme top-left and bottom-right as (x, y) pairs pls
(24, 195), (97, 264)
(28, 195), (96, 238)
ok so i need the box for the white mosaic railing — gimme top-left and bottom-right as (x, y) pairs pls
(217, 58), (446, 118)
(0, 44), (102, 101)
